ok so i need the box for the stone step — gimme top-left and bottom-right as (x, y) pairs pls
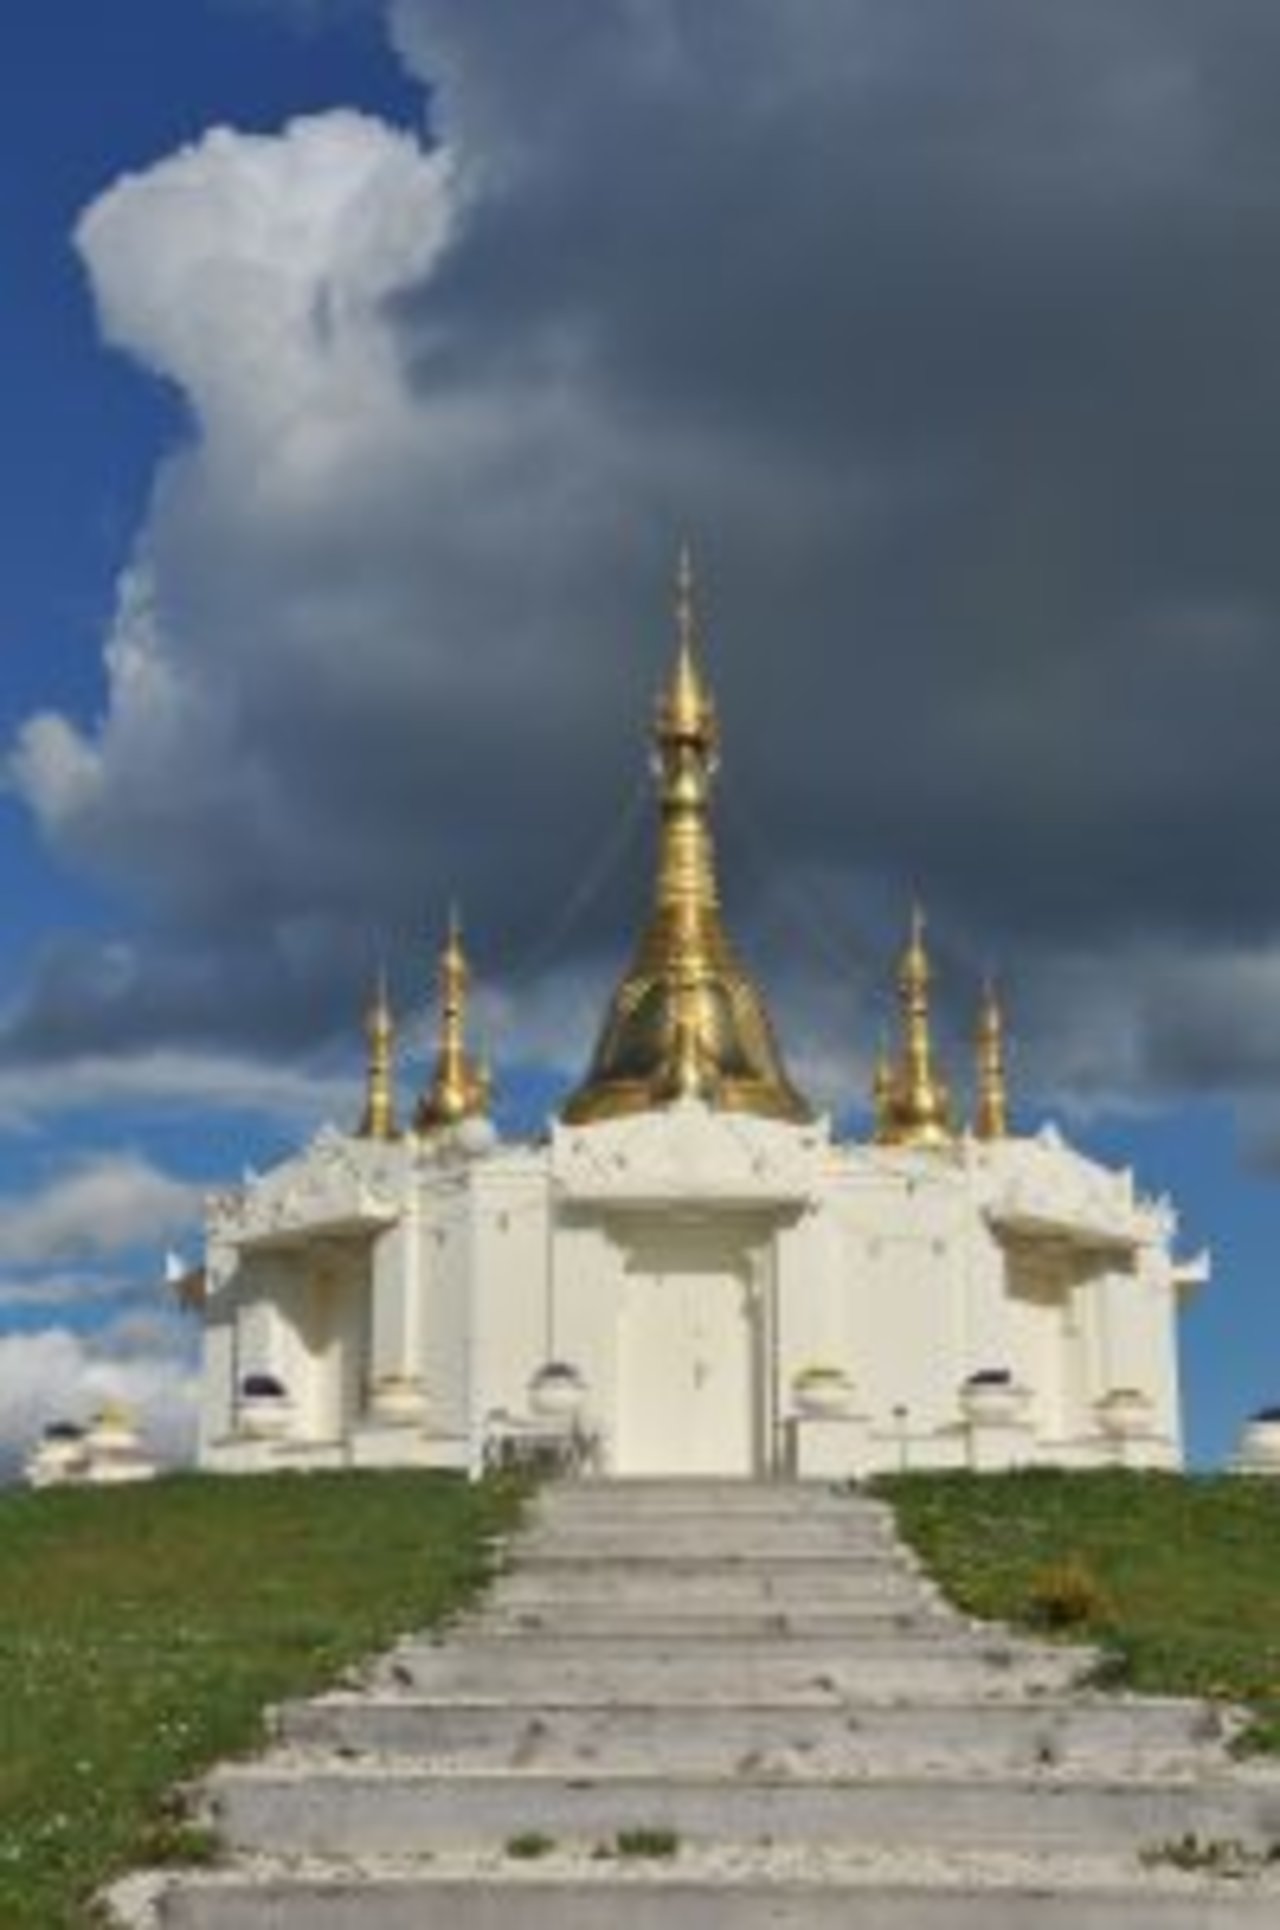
(509, 1549), (914, 1582)
(373, 1639), (1095, 1701)
(412, 1626), (997, 1656)
(275, 1691), (1235, 1774)
(124, 1864), (1280, 1930)
(540, 1478), (865, 1500)
(204, 1763), (1280, 1860)
(473, 1606), (950, 1641)
(534, 1489), (885, 1522)
(491, 1562), (927, 1608)
(513, 1536), (911, 1567)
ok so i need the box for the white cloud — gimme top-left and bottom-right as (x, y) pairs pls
(75, 110), (451, 455)
(0, 1271), (137, 1312)
(0, 1049), (353, 1136)
(0, 1153), (201, 1269)
(0, 1326), (198, 1481)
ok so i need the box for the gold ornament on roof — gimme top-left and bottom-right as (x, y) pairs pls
(871, 1042), (897, 1145)
(974, 978), (1010, 1141)
(873, 905), (956, 1149)
(357, 967), (400, 1142)
(415, 911), (491, 1133)
(562, 550), (811, 1126)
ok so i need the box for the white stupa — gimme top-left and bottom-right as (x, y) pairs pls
(25, 1401), (158, 1489)
(190, 561), (1211, 1481)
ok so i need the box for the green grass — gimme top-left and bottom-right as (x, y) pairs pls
(877, 1470), (1280, 1751)
(0, 1470), (523, 1930)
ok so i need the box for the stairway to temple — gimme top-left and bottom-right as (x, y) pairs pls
(108, 1480), (1280, 1928)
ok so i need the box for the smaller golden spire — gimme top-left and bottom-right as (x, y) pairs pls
(974, 978), (1010, 1141)
(415, 910), (490, 1133)
(357, 966), (399, 1141)
(876, 904), (955, 1149)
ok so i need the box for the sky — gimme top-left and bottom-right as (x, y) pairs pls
(1, 0), (1278, 1472)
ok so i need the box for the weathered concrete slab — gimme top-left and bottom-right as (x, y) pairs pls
(204, 1764), (1280, 1859)
(472, 1606), (948, 1640)
(135, 1861), (1280, 1930)
(275, 1691), (1234, 1775)
(373, 1640), (1094, 1703)
(490, 1560), (928, 1608)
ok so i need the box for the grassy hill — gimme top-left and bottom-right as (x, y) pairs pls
(0, 1470), (522, 1929)
(879, 1469), (1280, 1752)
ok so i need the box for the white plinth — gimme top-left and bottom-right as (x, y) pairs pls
(1234, 1416), (1280, 1475)
(785, 1412), (871, 1480)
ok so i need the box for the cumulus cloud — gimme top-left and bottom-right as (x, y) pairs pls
(0, 1038), (356, 1136)
(0, 1152), (200, 1269)
(0, 1326), (198, 1481)
(10, 2), (1280, 1129)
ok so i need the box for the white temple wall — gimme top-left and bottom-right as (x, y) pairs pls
(545, 1213), (620, 1459)
(1146, 1272), (1183, 1450)
(199, 1305), (236, 1457)
(955, 1214), (1012, 1386)
(368, 1213), (422, 1391)
(416, 1180), (474, 1458)
(469, 1159), (553, 1452)
(193, 1107), (1195, 1477)
(833, 1170), (970, 1440)
(1089, 1251), (1180, 1448)
(289, 1242), (368, 1441)
(1007, 1256), (1072, 1441)
(773, 1207), (840, 1406)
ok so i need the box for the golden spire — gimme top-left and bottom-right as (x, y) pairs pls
(656, 950), (722, 1105)
(357, 966), (399, 1142)
(876, 905), (955, 1149)
(974, 978), (1009, 1140)
(562, 553), (810, 1126)
(871, 1040), (896, 1145)
(415, 910), (491, 1133)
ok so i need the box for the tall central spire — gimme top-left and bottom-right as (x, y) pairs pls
(654, 545), (721, 938)
(562, 554), (811, 1127)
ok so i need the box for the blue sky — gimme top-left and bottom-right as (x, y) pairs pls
(1, 0), (1278, 1468)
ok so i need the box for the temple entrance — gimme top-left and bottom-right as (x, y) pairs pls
(614, 1233), (761, 1475)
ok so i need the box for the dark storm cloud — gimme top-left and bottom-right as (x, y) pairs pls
(10, 2), (1280, 1112)
(393, 0), (1280, 935)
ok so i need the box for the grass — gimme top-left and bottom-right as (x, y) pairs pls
(877, 1470), (1280, 1751)
(0, 1469), (523, 1930)
(504, 1831), (557, 1859)
(612, 1826), (680, 1859)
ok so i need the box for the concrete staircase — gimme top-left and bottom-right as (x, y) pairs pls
(109, 1480), (1280, 1927)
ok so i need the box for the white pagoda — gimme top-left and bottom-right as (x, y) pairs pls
(193, 562), (1206, 1479)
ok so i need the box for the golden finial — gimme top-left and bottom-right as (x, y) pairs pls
(561, 561), (810, 1127)
(676, 540), (697, 653)
(876, 904), (955, 1149)
(415, 911), (490, 1133)
(357, 965), (399, 1141)
(658, 543), (717, 755)
(974, 978), (1009, 1140)
(95, 1398), (134, 1430)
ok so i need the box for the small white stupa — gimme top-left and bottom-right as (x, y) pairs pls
(25, 1401), (158, 1489)
(1232, 1405), (1280, 1476)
